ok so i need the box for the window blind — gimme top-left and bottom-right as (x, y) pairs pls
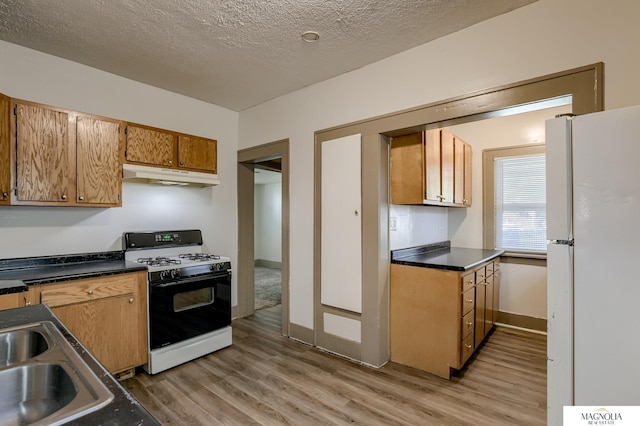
(494, 154), (546, 253)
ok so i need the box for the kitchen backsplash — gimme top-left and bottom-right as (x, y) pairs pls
(389, 204), (448, 250)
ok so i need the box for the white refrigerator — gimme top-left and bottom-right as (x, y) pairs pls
(546, 105), (640, 425)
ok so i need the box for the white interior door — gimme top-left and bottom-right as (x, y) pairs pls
(321, 134), (362, 313)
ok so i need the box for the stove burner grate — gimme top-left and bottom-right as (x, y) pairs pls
(137, 257), (182, 267)
(178, 253), (221, 262)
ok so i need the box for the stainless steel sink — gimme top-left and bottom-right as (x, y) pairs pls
(0, 328), (49, 368)
(0, 322), (113, 426)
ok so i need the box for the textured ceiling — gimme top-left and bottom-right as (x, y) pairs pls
(0, 0), (536, 111)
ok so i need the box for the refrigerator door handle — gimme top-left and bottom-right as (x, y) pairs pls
(549, 239), (574, 246)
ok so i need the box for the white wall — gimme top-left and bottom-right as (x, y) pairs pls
(0, 41), (240, 302)
(239, 0), (640, 329)
(254, 182), (282, 263)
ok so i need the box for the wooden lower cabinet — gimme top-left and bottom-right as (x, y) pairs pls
(390, 258), (500, 379)
(0, 288), (38, 310)
(36, 272), (148, 375)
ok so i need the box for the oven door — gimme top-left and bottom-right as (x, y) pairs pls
(149, 271), (231, 350)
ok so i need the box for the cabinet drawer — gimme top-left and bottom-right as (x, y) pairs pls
(475, 266), (486, 282)
(461, 272), (475, 293)
(41, 276), (136, 308)
(461, 287), (475, 316)
(486, 261), (494, 276)
(460, 333), (474, 365)
(461, 309), (474, 339)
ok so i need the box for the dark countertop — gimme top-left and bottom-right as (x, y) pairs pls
(391, 241), (504, 271)
(0, 251), (147, 295)
(0, 304), (159, 425)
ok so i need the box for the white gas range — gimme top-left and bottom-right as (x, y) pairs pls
(123, 230), (232, 374)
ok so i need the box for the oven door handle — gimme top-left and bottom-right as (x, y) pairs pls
(152, 272), (230, 288)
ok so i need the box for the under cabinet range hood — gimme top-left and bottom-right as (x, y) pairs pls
(122, 164), (220, 187)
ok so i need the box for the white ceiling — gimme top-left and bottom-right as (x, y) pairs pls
(0, 0), (536, 112)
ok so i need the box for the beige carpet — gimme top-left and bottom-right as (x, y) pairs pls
(254, 266), (281, 310)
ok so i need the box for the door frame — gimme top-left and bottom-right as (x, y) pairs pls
(313, 63), (603, 367)
(237, 139), (290, 336)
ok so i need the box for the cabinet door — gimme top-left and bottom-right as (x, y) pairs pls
(125, 125), (176, 167)
(40, 273), (148, 373)
(390, 132), (425, 204)
(0, 94), (10, 204)
(440, 130), (455, 203)
(454, 138), (465, 205)
(177, 135), (217, 172)
(15, 103), (71, 203)
(463, 143), (472, 206)
(52, 294), (145, 373)
(0, 292), (20, 310)
(493, 266), (500, 323)
(424, 129), (441, 203)
(76, 116), (122, 205)
(474, 282), (486, 348)
(485, 276), (494, 333)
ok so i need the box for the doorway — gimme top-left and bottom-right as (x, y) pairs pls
(253, 163), (283, 326)
(237, 139), (290, 336)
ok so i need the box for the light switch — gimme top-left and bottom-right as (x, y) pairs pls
(390, 216), (397, 231)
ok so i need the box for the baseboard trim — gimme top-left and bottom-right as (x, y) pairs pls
(497, 311), (547, 332)
(255, 259), (282, 269)
(231, 304), (239, 319)
(318, 332), (361, 362)
(289, 323), (314, 345)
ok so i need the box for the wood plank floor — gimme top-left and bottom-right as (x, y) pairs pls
(124, 306), (546, 425)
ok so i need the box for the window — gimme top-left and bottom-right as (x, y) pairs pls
(483, 144), (546, 258)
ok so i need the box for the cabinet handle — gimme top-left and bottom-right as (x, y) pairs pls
(464, 344), (472, 349)
(2, 192), (7, 198)
(87, 290), (93, 295)
(61, 194), (67, 200)
(168, 161), (173, 166)
(180, 161), (184, 166)
(79, 196), (84, 201)
(354, 210), (359, 216)
(466, 298), (473, 304)
(466, 321), (473, 326)
(129, 298), (134, 304)
(25, 300), (31, 306)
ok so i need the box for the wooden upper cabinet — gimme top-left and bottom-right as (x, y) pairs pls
(76, 115), (122, 206)
(14, 102), (71, 203)
(8, 99), (123, 207)
(454, 137), (472, 206)
(440, 129), (455, 204)
(454, 137), (465, 205)
(0, 94), (10, 205)
(125, 124), (176, 167)
(390, 132), (424, 204)
(424, 130), (441, 203)
(125, 123), (218, 174)
(391, 129), (472, 207)
(463, 143), (472, 206)
(178, 135), (217, 173)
